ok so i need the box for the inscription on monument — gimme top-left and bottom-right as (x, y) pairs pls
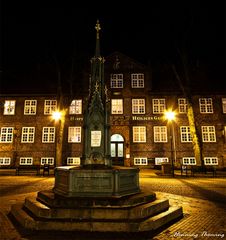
(91, 131), (102, 147)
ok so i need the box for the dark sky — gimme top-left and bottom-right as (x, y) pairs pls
(1, 1), (225, 93)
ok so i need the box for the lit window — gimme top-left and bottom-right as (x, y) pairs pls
(178, 98), (188, 113)
(20, 157), (33, 165)
(68, 127), (81, 143)
(69, 100), (82, 114)
(111, 99), (123, 114)
(131, 74), (144, 88)
(133, 126), (146, 142)
(183, 157), (196, 165)
(0, 158), (11, 165)
(67, 157), (81, 165)
(110, 74), (123, 88)
(24, 100), (37, 115)
(0, 127), (13, 143)
(134, 157), (147, 165)
(154, 126), (167, 142)
(4, 100), (16, 115)
(222, 98), (226, 113)
(204, 157), (218, 165)
(21, 127), (35, 143)
(155, 158), (169, 165)
(202, 126), (216, 142)
(132, 99), (145, 114)
(152, 99), (165, 114)
(41, 158), (54, 165)
(44, 100), (57, 115)
(180, 126), (192, 142)
(199, 98), (213, 113)
(42, 127), (55, 143)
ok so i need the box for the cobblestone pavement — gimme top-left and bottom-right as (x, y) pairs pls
(0, 171), (225, 239)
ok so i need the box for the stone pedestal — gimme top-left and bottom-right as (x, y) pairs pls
(54, 166), (140, 197)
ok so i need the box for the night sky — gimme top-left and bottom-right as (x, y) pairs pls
(1, 2), (225, 93)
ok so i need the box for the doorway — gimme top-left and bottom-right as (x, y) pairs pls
(111, 134), (124, 166)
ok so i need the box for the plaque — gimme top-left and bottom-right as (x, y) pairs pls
(91, 131), (101, 147)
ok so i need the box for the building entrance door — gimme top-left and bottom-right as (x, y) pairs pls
(111, 134), (124, 166)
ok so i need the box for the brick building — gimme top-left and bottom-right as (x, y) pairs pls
(0, 51), (226, 171)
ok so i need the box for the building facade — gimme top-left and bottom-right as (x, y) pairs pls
(0, 52), (226, 170)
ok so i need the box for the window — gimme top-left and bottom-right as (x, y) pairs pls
(20, 158), (33, 165)
(134, 157), (147, 165)
(178, 98), (188, 113)
(132, 99), (145, 114)
(69, 100), (82, 114)
(68, 127), (81, 143)
(0, 158), (11, 165)
(222, 98), (226, 113)
(110, 74), (123, 88)
(183, 157), (196, 165)
(24, 100), (37, 115)
(154, 126), (167, 142)
(131, 74), (144, 88)
(41, 158), (54, 165)
(199, 98), (213, 113)
(21, 127), (35, 143)
(42, 127), (55, 143)
(67, 157), (81, 165)
(0, 127), (13, 143)
(180, 126), (192, 142)
(4, 100), (16, 115)
(111, 99), (123, 114)
(202, 126), (216, 142)
(44, 100), (57, 115)
(155, 158), (169, 165)
(152, 99), (165, 114)
(133, 126), (146, 142)
(204, 157), (218, 165)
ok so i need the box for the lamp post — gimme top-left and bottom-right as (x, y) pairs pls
(165, 110), (176, 177)
(52, 110), (64, 167)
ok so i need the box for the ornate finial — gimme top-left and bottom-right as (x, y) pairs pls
(95, 20), (101, 39)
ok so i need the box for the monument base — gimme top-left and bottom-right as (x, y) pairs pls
(53, 166), (140, 197)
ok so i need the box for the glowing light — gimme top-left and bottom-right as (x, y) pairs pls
(52, 111), (62, 121)
(165, 110), (176, 121)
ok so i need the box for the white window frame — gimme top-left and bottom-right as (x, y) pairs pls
(110, 74), (123, 88)
(183, 157), (196, 165)
(222, 98), (226, 113)
(155, 157), (169, 165)
(4, 100), (16, 115)
(41, 157), (54, 165)
(132, 126), (146, 143)
(202, 126), (216, 142)
(21, 127), (35, 143)
(199, 98), (213, 113)
(0, 158), (11, 165)
(180, 126), (192, 142)
(42, 127), (55, 143)
(0, 127), (14, 143)
(111, 99), (123, 114)
(152, 99), (166, 114)
(132, 99), (145, 114)
(67, 157), (81, 165)
(154, 126), (167, 142)
(20, 157), (33, 165)
(68, 127), (81, 143)
(178, 98), (188, 113)
(24, 100), (37, 115)
(131, 73), (144, 88)
(69, 100), (82, 115)
(204, 157), (218, 165)
(134, 157), (148, 165)
(44, 100), (57, 115)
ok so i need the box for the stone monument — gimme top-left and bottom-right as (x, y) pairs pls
(10, 20), (183, 234)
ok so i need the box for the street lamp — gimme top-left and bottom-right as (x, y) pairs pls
(164, 110), (176, 177)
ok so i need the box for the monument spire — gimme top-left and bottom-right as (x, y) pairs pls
(95, 19), (101, 57)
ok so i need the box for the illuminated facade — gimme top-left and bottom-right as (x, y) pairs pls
(0, 52), (226, 170)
